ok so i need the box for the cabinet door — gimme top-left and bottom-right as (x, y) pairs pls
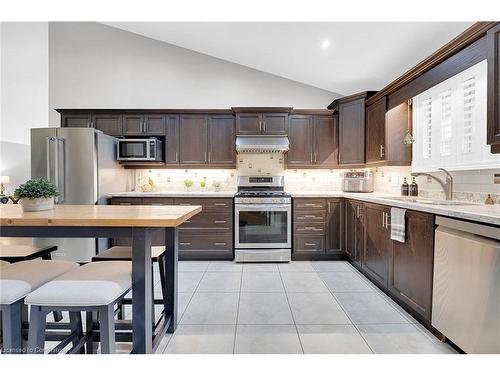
(339, 98), (366, 164)
(144, 114), (165, 135)
(366, 97), (387, 163)
(487, 23), (500, 148)
(262, 113), (288, 134)
(363, 203), (390, 287)
(236, 113), (261, 135)
(287, 115), (313, 166)
(123, 114), (144, 135)
(165, 115), (180, 165)
(354, 203), (365, 266)
(208, 115), (236, 166)
(326, 198), (342, 253)
(386, 102), (412, 165)
(91, 114), (122, 136)
(344, 200), (356, 259)
(314, 115), (338, 167)
(61, 113), (92, 128)
(179, 115), (208, 164)
(389, 211), (434, 322)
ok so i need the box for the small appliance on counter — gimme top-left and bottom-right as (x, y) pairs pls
(342, 171), (374, 193)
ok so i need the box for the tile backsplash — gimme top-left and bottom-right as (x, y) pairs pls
(131, 154), (500, 203)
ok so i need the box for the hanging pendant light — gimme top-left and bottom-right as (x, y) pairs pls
(403, 99), (415, 145)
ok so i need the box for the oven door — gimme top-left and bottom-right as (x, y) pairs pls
(235, 204), (291, 249)
(117, 139), (151, 161)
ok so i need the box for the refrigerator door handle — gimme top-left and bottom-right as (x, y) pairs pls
(57, 137), (66, 203)
(46, 137), (53, 182)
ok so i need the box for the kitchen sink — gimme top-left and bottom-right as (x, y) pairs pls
(385, 197), (479, 206)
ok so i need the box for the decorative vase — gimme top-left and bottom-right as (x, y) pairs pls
(20, 197), (54, 212)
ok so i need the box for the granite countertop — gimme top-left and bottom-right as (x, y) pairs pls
(289, 191), (500, 226)
(108, 190), (500, 225)
(108, 191), (237, 198)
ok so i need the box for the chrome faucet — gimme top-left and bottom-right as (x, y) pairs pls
(411, 168), (454, 200)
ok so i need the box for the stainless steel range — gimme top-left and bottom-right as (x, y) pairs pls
(234, 176), (291, 262)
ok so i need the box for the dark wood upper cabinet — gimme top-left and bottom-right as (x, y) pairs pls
(234, 108), (291, 135)
(122, 114), (144, 135)
(144, 114), (165, 135)
(179, 115), (208, 164)
(385, 102), (412, 165)
(261, 113), (288, 134)
(287, 115), (313, 166)
(363, 203), (391, 288)
(91, 113), (122, 136)
(287, 112), (337, 168)
(326, 198), (342, 254)
(338, 98), (366, 165)
(366, 97), (387, 163)
(165, 115), (180, 165)
(389, 210), (434, 322)
(235, 113), (261, 135)
(61, 113), (92, 128)
(314, 115), (338, 167)
(487, 23), (500, 150)
(208, 115), (236, 166)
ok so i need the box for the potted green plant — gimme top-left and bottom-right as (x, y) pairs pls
(183, 178), (194, 192)
(14, 178), (59, 212)
(212, 180), (221, 192)
(200, 178), (207, 192)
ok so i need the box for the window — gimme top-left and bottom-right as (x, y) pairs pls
(412, 60), (500, 172)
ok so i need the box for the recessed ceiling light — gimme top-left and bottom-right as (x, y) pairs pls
(320, 39), (330, 49)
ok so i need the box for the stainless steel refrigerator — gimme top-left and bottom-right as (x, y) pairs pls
(30, 127), (128, 262)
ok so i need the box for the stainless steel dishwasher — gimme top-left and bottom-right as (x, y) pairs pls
(432, 216), (500, 354)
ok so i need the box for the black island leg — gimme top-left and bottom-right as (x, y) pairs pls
(131, 227), (153, 354)
(165, 227), (178, 333)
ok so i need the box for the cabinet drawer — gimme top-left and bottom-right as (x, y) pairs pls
(294, 210), (326, 222)
(178, 230), (233, 251)
(141, 198), (174, 205)
(294, 222), (325, 234)
(110, 197), (142, 205)
(174, 198), (232, 212)
(180, 212), (233, 230)
(294, 235), (324, 253)
(293, 199), (326, 210)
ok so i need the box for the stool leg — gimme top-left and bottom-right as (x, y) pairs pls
(27, 305), (47, 354)
(99, 305), (115, 354)
(69, 312), (85, 354)
(85, 311), (98, 354)
(1, 300), (23, 354)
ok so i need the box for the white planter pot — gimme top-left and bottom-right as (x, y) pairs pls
(20, 197), (54, 212)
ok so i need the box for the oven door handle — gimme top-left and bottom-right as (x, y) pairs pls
(235, 204), (291, 211)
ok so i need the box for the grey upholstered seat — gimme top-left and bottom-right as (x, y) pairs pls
(0, 260), (10, 269)
(0, 260), (79, 305)
(92, 245), (166, 261)
(0, 244), (58, 262)
(25, 261), (132, 307)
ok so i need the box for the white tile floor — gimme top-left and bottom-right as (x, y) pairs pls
(45, 260), (457, 354)
(156, 260), (457, 354)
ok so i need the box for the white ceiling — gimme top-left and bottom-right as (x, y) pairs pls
(103, 22), (474, 95)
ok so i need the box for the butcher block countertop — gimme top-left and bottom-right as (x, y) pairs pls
(0, 204), (202, 227)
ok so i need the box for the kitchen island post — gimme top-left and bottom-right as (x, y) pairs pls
(0, 204), (201, 354)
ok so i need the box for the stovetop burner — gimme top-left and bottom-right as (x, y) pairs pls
(235, 190), (290, 198)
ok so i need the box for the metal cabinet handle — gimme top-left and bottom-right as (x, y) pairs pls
(175, 151), (178, 162)
(214, 220), (227, 224)
(380, 145), (385, 158)
(204, 152), (207, 162)
(304, 243), (317, 246)
(180, 242), (191, 246)
(314, 152), (317, 163)
(119, 202), (132, 205)
(310, 152), (313, 163)
(259, 121), (262, 133)
(304, 227), (321, 231)
(304, 215), (317, 218)
(382, 212), (386, 228)
(386, 215), (391, 228)
(356, 205), (360, 218)
(184, 220), (191, 224)
(214, 203), (227, 206)
(214, 242), (227, 246)
(208, 151), (211, 162)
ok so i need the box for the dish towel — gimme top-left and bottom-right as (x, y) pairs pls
(390, 207), (406, 243)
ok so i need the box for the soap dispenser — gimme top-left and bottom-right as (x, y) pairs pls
(409, 177), (419, 197)
(401, 178), (409, 196)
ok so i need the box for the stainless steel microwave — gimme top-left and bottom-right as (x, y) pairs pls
(117, 138), (164, 161)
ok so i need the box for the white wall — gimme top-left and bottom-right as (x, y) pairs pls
(48, 22), (338, 124)
(0, 22), (49, 192)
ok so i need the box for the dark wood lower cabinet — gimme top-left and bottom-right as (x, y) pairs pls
(389, 210), (434, 322)
(109, 196), (233, 260)
(363, 203), (391, 288)
(326, 198), (342, 254)
(344, 200), (364, 266)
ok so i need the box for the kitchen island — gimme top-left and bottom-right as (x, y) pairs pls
(0, 204), (201, 354)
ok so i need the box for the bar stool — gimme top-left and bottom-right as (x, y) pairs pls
(0, 260), (79, 354)
(92, 246), (167, 320)
(25, 261), (132, 354)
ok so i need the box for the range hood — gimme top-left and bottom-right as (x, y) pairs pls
(236, 136), (289, 154)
